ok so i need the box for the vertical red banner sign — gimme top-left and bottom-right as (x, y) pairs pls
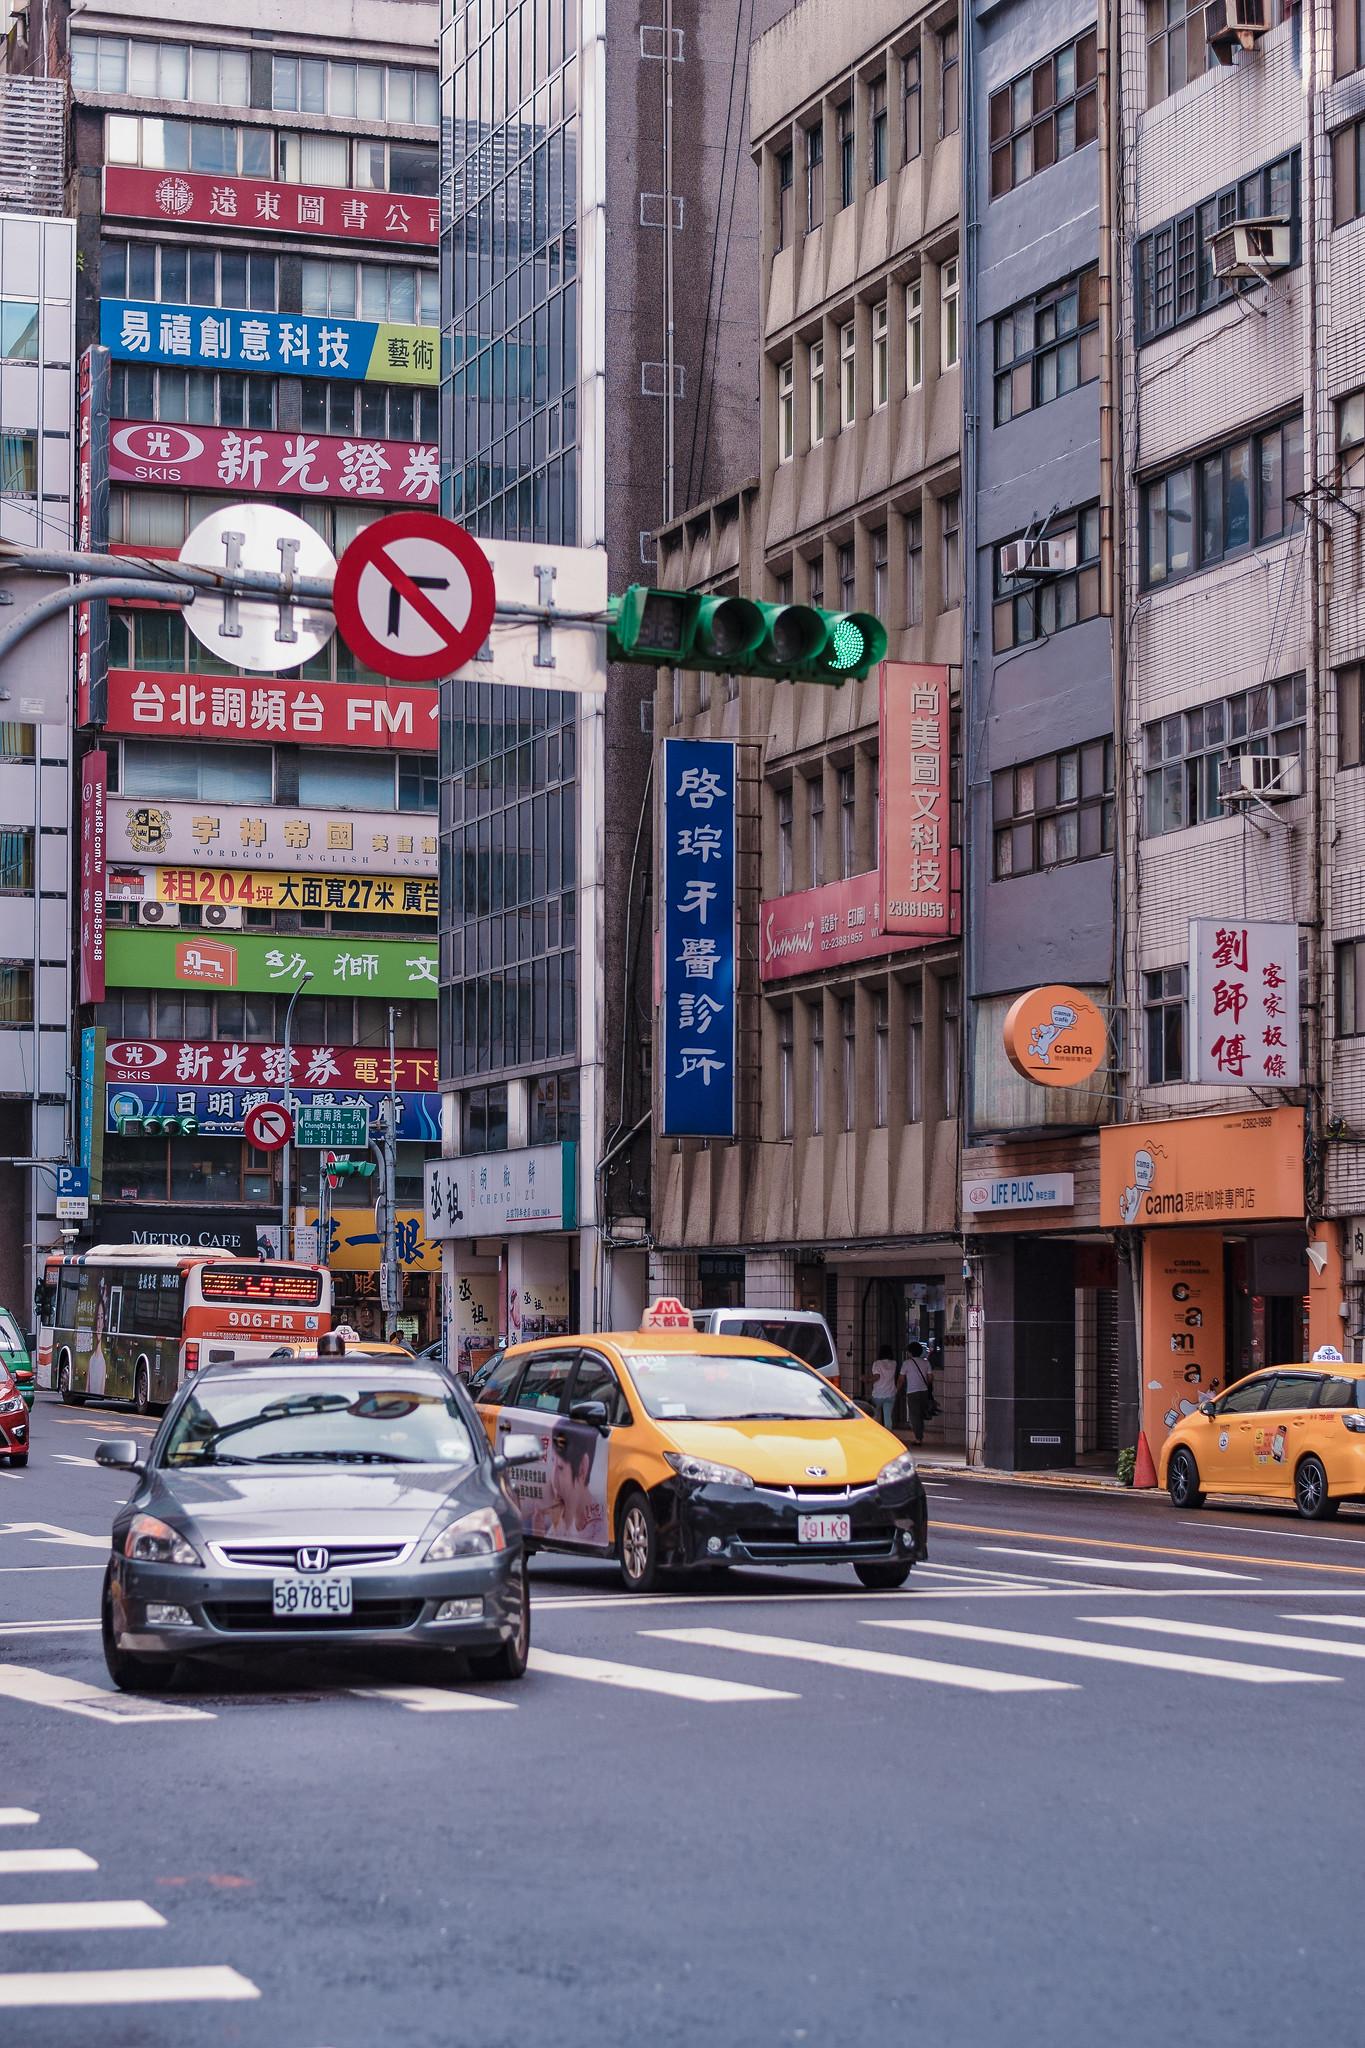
(75, 346), (111, 728)
(878, 661), (952, 936)
(79, 751), (108, 1004)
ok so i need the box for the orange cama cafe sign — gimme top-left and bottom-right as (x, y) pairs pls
(1098, 1107), (1305, 1229)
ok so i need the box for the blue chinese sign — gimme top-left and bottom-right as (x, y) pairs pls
(106, 1085), (441, 1142)
(80, 1024), (106, 1200)
(100, 300), (438, 385)
(660, 738), (737, 1138)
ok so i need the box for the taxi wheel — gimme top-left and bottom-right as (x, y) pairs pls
(100, 1566), (179, 1695)
(1294, 1455), (1339, 1521)
(854, 1562), (913, 1589)
(133, 1363), (151, 1417)
(616, 1489), (661, 1593)
(1167, 1448), (1204, 1510)
(468, 1572), (529, 1682)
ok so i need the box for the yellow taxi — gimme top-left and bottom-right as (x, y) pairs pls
(1160, 1354), (1365, 1519)
(468, 1302), (928, 1592)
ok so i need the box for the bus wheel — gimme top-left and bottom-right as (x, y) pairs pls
(134, 1362), (151, 1416)
(57, 1359), (84, 1407)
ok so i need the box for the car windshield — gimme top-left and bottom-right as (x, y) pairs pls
(724, 1318), (833, 1370)
(622, 1351), (855, 1422)
(0, 1309), (25, 1352)
(161, 1378), (475, 1467)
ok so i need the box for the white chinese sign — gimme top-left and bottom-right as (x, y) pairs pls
(1188, 920), (1300, 1087)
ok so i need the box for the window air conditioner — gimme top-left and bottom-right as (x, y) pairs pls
(202, 903), (244, 929)
(1205, 0), (1273, 59)
(1208, 220), (1291, 280)
(998, 532), (1077, 580)
(1217, 753), (1303, 802)
(137, 900), (180, 926)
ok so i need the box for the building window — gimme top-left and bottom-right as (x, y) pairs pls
(839, 320), (856, 426)
(777, 147), (794, 250)
(873, 989), (889, 1127)
(939, 26), (960, 138)
(530, 1071), (579, 1144)
(810, 339), (826, 446)
(941, 492), (962, 609)
(907, 979), (924, 1122)
(942, 975), (961, 1119)
(993, 740), (1115, 878)
(906, 508), (924, 625)
(993, 505), (1102, 651)
(0, 300), (38, 362)
(810, 1001), (825, 1134)
(74, 38), (436, 123)
(778, 358), (795, 462)
(109, 362), (277, 431)
(462, 1084), (509, 1155)
(103, 238), (278, 312)
(807, 774), (824, 887)
(301, 258), (437, 326)
(941, 258), (960, 370)
(1143, 415), (1304, 588)
(871, 526), (888, 618)
(1144, 967), (1187, 1083)
(869, 77), (888, 186)
(906, 279), (924, 390)
(777, 1008), (794, 1138)
(1339, 664), (1365, 766)
(840, 997), (857, 1130)
(0, 434), (36, 496)
(0, 830), (33, 894)
(1339, 0), (1365, 76)
(1334, 116), (1365, 227)
(0, 966), (32, 1026)
(995, 267), (1100, 424)
(1144, 673), (1307, 834)
(838, 765), (857, 878)
(300, 381), (435, 446)
(808, 553), (824, 608)
(1337, 939), (1365, 1036)
(1338, 393), (1365, 490)
(872, 300), (889, 408)
(837, 541), (856, 612)
(1146, 0), (1212, 106)
(1138, 154), (1299, 342)
(837, 101), (855, 208)
(776, 784), (794, 893)
(806, 123), (825, 230)
(990, 29), (1098, 198)
(0, 727), (35, 762)
(903, 48), (922, 162)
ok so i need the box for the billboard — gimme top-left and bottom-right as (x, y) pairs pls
(107, 798), (436, 874)
(659, 739), (737, 1138)
(105, 928), (437, 999)
(103, 167), (438, 248)
(102, 300), (437, 384)
(103, 1040), (438, 1091)
(109, 422), (438, 504)
(106, 1083), (441, 1142)
(110, 867), (437, 919)
(78, 751), (107, 1004)
(1099, 1107), (1304, 1228)
(880, 661), (952, 936)
(1188, 920), (1301, 1087)
(76, 345), (111, 726)
(104, 672), (439, 750)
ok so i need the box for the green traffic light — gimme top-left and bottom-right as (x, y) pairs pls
(607, 586), (888, 685)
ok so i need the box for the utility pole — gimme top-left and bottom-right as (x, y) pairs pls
(278, 970), (314, 1260)
(382, 1004), (402, 1340)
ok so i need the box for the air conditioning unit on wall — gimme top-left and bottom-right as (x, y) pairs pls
(1209, 220), (1291, 280)
(202, 904), (244, 929)
(1218, 752), (1302, 803)
(1205, 0), (1273, 59)
(137, 900), (180, 926)
(998, 532), (1076, 580)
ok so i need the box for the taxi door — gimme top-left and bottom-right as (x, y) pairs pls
(1247, 1373), (1322, 1498)
(543, 1349), (630, 1552)
(492, 1349), (579, 1539)
(1209, 1375), (1272, 1492)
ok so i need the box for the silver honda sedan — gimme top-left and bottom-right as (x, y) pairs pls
(96, 1355), (538, 1692)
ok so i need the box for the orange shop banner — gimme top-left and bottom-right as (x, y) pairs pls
(1140, 1231), (1227, 1454)
(1099, 1107), (1304, 1229)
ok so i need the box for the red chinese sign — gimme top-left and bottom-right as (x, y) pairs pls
(880, 661), (952, 935)
(109, 422), (438, 505)
(1188, 919), (1301, 1086)
(103, 167), (437, 247)
(104, 1039), (439, 1091)
(760, 872), (906, 982)
(79, 751), (108, 1004)
(105, 672), (439, 751)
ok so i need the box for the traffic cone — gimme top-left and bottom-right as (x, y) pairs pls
(1133, 1431), (1158, 1490)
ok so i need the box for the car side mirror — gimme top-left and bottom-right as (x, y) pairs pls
(1198, 1399), (1217, 1419)
(495, 1431), (541, 1471)
(569, 1399), (610, 1431)
(95, 1439), (145, 1474)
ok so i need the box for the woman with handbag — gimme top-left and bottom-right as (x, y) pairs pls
(899, 1341), (934, 1447)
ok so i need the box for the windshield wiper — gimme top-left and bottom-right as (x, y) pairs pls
(167, 1450), (260, 1466)
(249, 1449), (420, 1465)
(194, 1394), (354, 1454)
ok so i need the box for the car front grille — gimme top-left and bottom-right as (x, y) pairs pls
(203, 1600), (424, 1634)
(733, 1527), (897, 1560)
(214, 1544), (408, 1570)
(757, 1483), (878, 1502)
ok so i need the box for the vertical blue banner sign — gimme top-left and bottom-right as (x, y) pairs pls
(660, 738), (737, 1138)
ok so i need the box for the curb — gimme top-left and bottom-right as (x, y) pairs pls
(914, 1460), (1150, 1498)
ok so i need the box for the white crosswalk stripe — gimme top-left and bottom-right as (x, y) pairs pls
(975, 1546), (1253, 1581)
(1283, 1612), (1365, 1629)
(349, 1683), (516, 1714)
(643, 1626), (1077, 1694)
(0, 1663), (213, 1725)
(0, 1966), (259, 2008)
(528, 1646), (797, 1702)
(864, 1618), (1340, 1684)
(0, 1848), (98, 1875)
(1090, 1616), (1365, 1660)
(0, 1901), (165, 1933)
(0, 1810), (38, 1826)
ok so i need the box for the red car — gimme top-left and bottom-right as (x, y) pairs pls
(0, 1364), (28, 1467)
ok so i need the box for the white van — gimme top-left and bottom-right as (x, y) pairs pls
(690, 1307), (841, 1386)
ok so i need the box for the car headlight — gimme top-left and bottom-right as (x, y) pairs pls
(424, 1506), (507, 1561)
(877, 1451), (917, 1487)
(663, 1452), (755, 1490)
(123, 1514), (203, 1567)
(0, 1394), (23, 1416)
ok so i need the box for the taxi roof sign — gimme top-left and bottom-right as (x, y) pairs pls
(641, 1297), (693, 1330)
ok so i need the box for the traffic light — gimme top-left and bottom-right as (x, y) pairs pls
(323, 1152), (375, 1182)
(607, 585), (888, 684)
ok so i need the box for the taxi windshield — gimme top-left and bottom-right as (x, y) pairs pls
(162, 1379), (475, 1467)
(623, 1351), (855, 1422)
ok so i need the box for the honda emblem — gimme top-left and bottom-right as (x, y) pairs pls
(296, 1546), (330, 1573)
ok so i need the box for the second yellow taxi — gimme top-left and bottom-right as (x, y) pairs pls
(1160, 1357), (1365, 1519)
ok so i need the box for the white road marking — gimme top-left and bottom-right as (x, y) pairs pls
(0, 1901), (165, 1933)
(0, 1664), (213, 1724)
(0, 1849), (98, 1875)
(976, 1545), (1253, 1581)
(51, 1456), (99, 1469)
(0, 1566), (104, 1575)
(866, 1618), (1339, 1685)
(350, 1684), (515, 1714)
(1178, 1520), (1365, 1548)
(0, 1621), (100, 1635)
(1283, 1612), (1365, 1628)
(644, 1626), (1076, 1695)
(1091, 1616), (1365, 1661)
(0, 1522), (109, 1551)
(528, 1646), (797, 1703)
(0, 1966), (259, 2007)
(0, 1810), (39, 1827)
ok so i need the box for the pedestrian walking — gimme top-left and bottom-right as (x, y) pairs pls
(899, 1341), (933, 1446)
(870, 1346), (898, 1430)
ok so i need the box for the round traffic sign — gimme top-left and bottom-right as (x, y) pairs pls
(332, 512), (496, 684)
(243, 1100), (294, 1152)
(179, 505), (336, 674)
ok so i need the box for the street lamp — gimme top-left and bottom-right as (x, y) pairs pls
(278, 969), (314, 1258)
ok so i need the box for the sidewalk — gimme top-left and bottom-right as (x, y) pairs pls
(911, 1446), (1141, 1497)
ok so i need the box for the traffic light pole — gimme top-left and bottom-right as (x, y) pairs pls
(382, 1006), (401, 1340)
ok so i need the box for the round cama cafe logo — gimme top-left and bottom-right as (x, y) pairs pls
(154, 176), (195, 217)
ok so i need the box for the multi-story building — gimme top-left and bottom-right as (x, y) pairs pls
(13, 0), (445, 1339)
(650, 0), (969, 1436)
(958, 0), (1125, 1469)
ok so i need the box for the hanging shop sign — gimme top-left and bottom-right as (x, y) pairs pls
(1001, 985), (1108, 1087)
(106, 1084), (439, 1144)
(425, 1145), (578, 1240)
(102, 168), (438, 248)
(107, 799), (436, 874)
(1188, 919), (1301, 1087)
(105, 928), (437, 999)
(101, 300), (438, 384)
(880, 661), (953, 936)
(104, 671), (439, 750)
(110, 866), (438, 918)
(659, 739), (737, 1138)
(761, 872), (900, 982)
(103, 1041), (438, 1092)
(1099, 1107), (1304, 1229)
(79, 751), (108, 1005)
(109, 421), (439, 504)
(76, 344), (111, 726)
(79, 1026), (106, 1202)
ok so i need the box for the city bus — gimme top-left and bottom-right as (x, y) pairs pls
(35, 1247), (333, 1413)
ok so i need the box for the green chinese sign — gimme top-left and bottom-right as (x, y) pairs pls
(296, 1104), (370, 1149)
(105, 929), (438, 1000)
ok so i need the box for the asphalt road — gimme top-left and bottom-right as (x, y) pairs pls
(4, 1394), (1365, 2047)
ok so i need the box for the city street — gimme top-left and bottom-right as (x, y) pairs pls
(2, 1397), (1364, 2046)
